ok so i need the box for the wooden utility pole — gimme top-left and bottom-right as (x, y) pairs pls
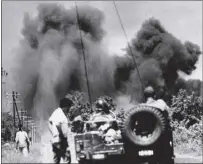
(7, 91), (21, 127)
(14, 92), (21, 125)
(19, 109), (27, 126)
(7, 91), (21, 141)
(13, 92), (16, 128)
(23, 116), (32, 132)
(2, 67), (8, 111)
(21, 109), (23, 125)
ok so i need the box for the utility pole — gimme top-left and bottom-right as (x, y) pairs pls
(22, 116), (32, 132)
(2, 67), (8, 111)
(7, 91), (21, 127)
(7, 91), (21, 140)
(19, 109), (27, 126)
(21, 109), (23, 125)
(13, 92), (15, 128)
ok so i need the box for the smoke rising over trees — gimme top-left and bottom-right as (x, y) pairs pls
(117, 18), (202, 101)
(13, 3), (202, 120)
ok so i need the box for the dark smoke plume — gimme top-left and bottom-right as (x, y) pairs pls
(14, 3), (116, 120)
(13, 4), (201, 121)
(117, 18), (202, 102)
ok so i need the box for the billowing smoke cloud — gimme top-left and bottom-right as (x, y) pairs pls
(13, 4), (201, 121)
(116, 18), (202, 102)
(14, 3), (116, 120)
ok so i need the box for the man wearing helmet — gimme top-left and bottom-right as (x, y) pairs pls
(143, 86), (169, 111)
(90, 99), (115, 121)
(89, 98), (121, 144)
(48, 97), (73, 164)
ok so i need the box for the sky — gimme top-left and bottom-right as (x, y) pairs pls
(1, 1), (202, 80)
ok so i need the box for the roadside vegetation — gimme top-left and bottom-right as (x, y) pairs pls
(2, 89), (202, 162)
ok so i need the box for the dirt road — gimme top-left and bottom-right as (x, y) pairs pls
(175, 154), (202, 163)
(2, 143), (202, 163)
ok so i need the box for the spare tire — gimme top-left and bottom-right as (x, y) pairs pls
(121, 105), (167, 146)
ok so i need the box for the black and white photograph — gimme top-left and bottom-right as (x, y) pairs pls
(1, 1), (202, 163)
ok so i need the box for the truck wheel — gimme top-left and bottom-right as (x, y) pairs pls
(121, 105), (167, 146)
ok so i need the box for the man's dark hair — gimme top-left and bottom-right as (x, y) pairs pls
(60, 97), (73, 108)
(18, 124), (23, 131)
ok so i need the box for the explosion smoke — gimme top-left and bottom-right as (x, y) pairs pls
(14, 3), (116, 120)
(118, 18), (202, 102)
(13, 4), (201, 121)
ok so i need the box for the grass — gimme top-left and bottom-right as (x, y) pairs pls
(2, 123), (202, 163)
(1, 142), (42, 163)
(172, 122), (202, 156)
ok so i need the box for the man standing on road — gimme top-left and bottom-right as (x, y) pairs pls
(48, 97), (73, 164)
(15, 124), (30, 157)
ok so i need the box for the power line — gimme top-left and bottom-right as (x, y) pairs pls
(113, 1), (145, 98)
(74, 1), (92, 106)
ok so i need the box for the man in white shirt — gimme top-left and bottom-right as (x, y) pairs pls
(48, 97), (73, 164)
(144, 86), (169, 111)
(15, 124), (30, 157)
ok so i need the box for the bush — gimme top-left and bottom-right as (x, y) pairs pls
(170, 89), (203, 155)
(66, 91), (92, 121)
(1, 112), (15, 142)
(116, 108), (125, 121)
(66, 92), (117, 121)
(173, 121), (202, 155)
(116, 108), (125, 128)
(171, 89), (202, 128)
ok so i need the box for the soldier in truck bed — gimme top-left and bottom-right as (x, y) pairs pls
(143, 86), (169, 111)
(90, 98), (116, 121)
(89, 98), (121, 143)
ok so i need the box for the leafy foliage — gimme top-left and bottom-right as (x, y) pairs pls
(1, 112), (15, 142)
(65, 91), (92, 121)
(66, 92), (118, 121)
(170, 89), (202, 128)
(173, 121), (202, 155)
(116, 108), (125, 128)
(169, 89), (202, 155)
(116, 108), (125, 122)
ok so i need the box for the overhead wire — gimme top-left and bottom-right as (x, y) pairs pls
(74, 1), (145, 104)
(74, 1), (92, 106)
(113, 1), (145, 100)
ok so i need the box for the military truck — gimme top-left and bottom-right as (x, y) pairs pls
(70, 104), (175, 164)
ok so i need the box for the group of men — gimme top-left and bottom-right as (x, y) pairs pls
(47, 86), (169, 164)
(15, 86), (169, 164)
